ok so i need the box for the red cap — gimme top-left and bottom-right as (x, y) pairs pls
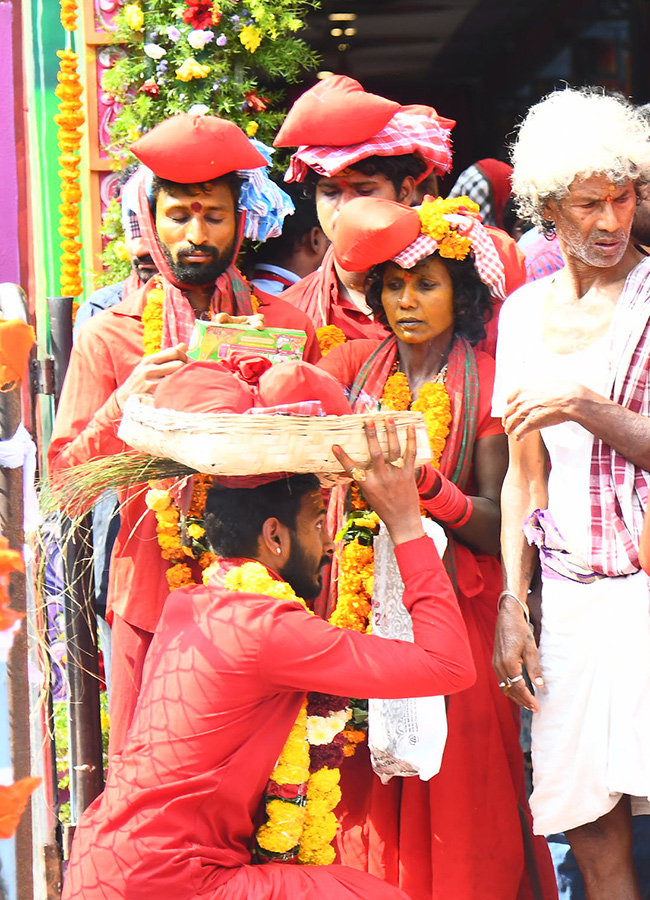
(257, 361), (352, 415)
(333, 197), (421, 272)
(131, 114), (267, 183)
(274, 76), (399, 148)
(400, 104), (456, 133)
(152, 360), (256, 414)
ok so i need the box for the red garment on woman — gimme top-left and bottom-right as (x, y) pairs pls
(47, 282), (320, 755)
(61, 539), (475, 899)
(318, 339), (557, 900)
(283, 245), (390, 341)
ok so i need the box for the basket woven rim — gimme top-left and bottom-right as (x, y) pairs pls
(122, 395), (427, 434)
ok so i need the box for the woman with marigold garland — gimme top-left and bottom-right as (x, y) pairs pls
(318, 196), (557, 900)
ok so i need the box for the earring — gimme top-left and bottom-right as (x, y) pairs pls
(276, 547), (281, 554)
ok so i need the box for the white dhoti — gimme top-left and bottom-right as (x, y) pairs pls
(530, 570), (650, 834)
(492, 274), (650, 836)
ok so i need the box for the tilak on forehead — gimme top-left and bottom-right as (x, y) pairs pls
(191, 201), (203, 212)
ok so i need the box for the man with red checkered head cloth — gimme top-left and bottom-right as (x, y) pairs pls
(48, 113), (320, 756)
(275, 76), (526, 356)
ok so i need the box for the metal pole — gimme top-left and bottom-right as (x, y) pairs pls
(62, 513), (104, 822)
(46, 294), (104, 823)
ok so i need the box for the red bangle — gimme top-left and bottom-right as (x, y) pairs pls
(417, 462), (440, 496)
(420, 472), (472, 527)
(449, 496), (473, 529)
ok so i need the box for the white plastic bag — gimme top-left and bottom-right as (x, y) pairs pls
(368, 519), (449, 783)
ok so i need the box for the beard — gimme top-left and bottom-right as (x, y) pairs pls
(281, 538), (330, 602)
(132, 254), (157, 284)
(161, 239), (237, 286)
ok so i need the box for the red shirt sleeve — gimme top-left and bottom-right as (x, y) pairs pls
(258, 535), (475, 698)
(317, 339), (379, 388)
(47, 312), (134, 474)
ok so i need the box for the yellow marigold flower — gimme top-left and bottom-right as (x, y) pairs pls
(352, 512), (380, 532)
(202, 559), (220, 583)
(299, 810), (339, 849)
(381, 371), (412, 411)
(145, 489), (172, 513)
(239, 24), (262, 52)
(246, 121), (259, 138)
(124, 3), (144, 31)
(308, 766), (340, 794)
(316, 324), (346, 357)
(439, 231), (472, 260)
(298, 843), (336, 865)
(166, 563), (193, 590)
(187, 523), (206, 540)
(176, 57), (212, 82)
(113, 240), (130, 262)
(198, 551), (218, 570)
(257, 800), (305, 852)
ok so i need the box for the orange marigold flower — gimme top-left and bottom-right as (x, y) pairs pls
(316, 325), (346, 357)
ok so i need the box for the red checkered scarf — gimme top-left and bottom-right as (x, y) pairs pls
(135, 175), (255, 348)
(394, 213), (507, 301)
(588, 256), (650, 576)
(285, 110), (453, 184)
(293, 244), (339, 329)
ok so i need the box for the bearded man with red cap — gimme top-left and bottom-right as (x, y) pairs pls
(48, 113), (320, 756)
(275, 76), (526, 356)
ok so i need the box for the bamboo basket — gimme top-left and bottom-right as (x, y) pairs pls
(118, 396), (432, 476)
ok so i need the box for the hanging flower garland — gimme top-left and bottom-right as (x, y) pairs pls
(211, 561), (350, 866)
(330, 370), (453, 747)
(141, 278), (260, 591)
(60, 0), (78, 30)
(382, 370), (451, 469)
(55, 46), (85, 299)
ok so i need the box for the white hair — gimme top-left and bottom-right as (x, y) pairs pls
(511, 88), (650, 229)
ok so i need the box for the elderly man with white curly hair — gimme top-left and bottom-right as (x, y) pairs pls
(491, 87), (650, 900)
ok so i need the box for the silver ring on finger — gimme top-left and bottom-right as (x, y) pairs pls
(505, 674), (524, 688)
(389, 457), (404, 468)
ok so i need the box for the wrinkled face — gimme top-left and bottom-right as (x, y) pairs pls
(155, 182), (237, 285)
(315, 167), (410, 243)
(125, 235), (157, 284)
(545, 174), (636, 268)
(381, 256), (455, 345)
(280, 490), (333, 602)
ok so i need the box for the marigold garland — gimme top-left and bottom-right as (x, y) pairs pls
(55, 49), (85, 298)
(217, 561), (349, 865)
(329, 370), (453, 748)
(316, 325), (346, 357)
(418, 195), (480, 261)
(142, 280), (260, 590)
(381, 370), (451, 470)
(60, 0), (78, 31)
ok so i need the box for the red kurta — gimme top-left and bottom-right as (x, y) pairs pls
(61, 538), (475, 900)
(318, 340), (557, 900)
(47, 285), (321, 751)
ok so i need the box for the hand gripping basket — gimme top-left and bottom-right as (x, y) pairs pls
(118, 395), (432, 477)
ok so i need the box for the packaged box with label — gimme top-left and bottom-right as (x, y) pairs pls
(187, 320), (307, 365)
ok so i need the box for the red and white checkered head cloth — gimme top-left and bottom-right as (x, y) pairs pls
(333, 195), (507, 301)
(274, 76), (454, 184)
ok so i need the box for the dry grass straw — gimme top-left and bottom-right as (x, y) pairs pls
(40, 452), (195, 518)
